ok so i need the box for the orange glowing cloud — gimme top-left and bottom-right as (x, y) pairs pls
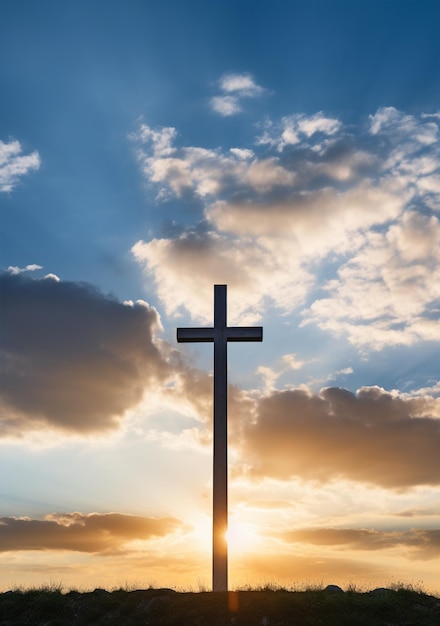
(236, 386), (440, 489)
(0, 513), (185, 554)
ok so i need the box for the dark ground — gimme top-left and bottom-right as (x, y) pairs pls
(1, 586), (440, 625)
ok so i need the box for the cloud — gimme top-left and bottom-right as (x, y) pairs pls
(257, 353), (305, 391)
(131, 124), (295, 200)
(305, 210), (440, 349)
(327, 367), (354, 381)
(0, 272), (172, 437)
(0, 272), (221, 440)
(210, 95), (242, 117)
(132, 230), (312, 323)
(132, 108), (440, 351)
(131, 124), (177, 157)
(7, 264), (43, 275)
(219, 73), (265, 96)
(368, 107), (440, 212)
(280, 528), (440, 559)
(0, 139), (41, 192)
(0, 513), (184, 554)
(237, 385), (440, 489)
(229, 148), (254, 160)
(257, 112), (342, 150)
(210, 72), (265, 116)
(397, 507), (440, 517)
(369, 107), (438, 145)
(206, 180), (404, 252)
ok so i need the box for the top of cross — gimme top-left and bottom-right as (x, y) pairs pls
(176, 284), (262, 344)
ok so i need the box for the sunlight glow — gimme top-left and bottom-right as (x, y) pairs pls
(226, 521), (261, 554)
(191, 514), (262, 557)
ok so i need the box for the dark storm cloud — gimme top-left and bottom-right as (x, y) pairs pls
(0, 512), (184, 553)
(238, 386), (440, 488)
(0, 273), (170, 436)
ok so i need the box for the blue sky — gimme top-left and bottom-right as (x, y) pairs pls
(1, 0), (440, 593)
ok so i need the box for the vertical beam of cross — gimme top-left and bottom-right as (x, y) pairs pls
(177, 285), (263, 592)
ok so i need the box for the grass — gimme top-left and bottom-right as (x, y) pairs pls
(1, 582), (439, 625)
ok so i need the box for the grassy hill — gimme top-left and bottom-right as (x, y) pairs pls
(1, 585), (439, 625)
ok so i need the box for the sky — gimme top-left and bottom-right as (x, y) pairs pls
(1, 0), (440, 594)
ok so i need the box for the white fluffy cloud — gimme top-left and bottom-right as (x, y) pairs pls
(0, 139), (41, 192)
(257, 112), (342, 150)
(132, 230), (311, 323)
(131, 108), (440, 350)
(305, 210), (440, 349)
(209, 72), (265, 116)
(7, 264), (43, 275)
(132, 125), (294, 199)
(219, 73), (265, 96)
(210, 95), (242, 116)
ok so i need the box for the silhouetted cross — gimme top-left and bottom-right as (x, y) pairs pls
(177, 285), (263, 592)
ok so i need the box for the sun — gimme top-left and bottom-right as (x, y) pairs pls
(226, 520), (261, 555)
(192, 514), (261, 555)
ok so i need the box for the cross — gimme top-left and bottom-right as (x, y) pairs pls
(177, 285), (263, 592)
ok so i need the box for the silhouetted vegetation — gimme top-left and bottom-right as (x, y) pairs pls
(1, 584), (439, 625)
